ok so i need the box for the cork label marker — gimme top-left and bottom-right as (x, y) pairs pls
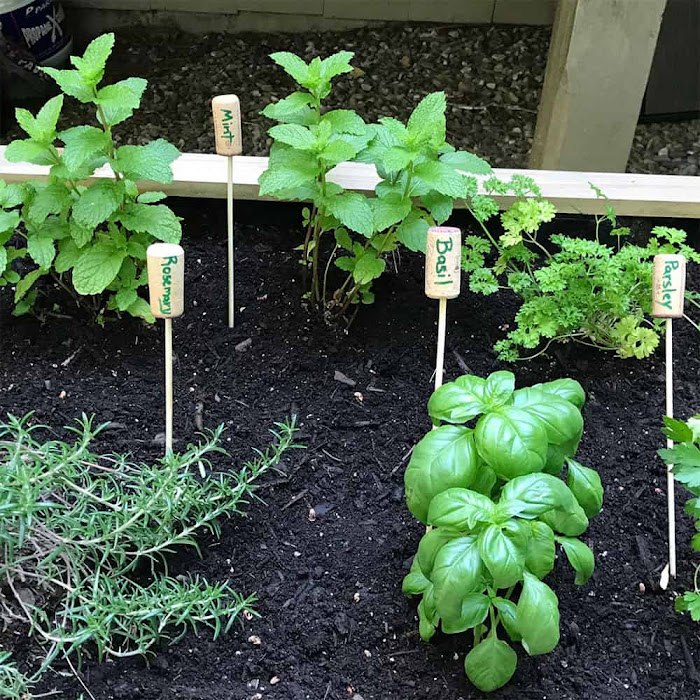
(147, 243), (185, 456)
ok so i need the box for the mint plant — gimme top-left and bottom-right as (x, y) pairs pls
(462, 184), (700, 360)
(0, 33), (181, 321)
(658, 415), (700, 621)
(259, 51), (491, 319)
(0, 412), (298, 695)
(404, 371), (603, 691)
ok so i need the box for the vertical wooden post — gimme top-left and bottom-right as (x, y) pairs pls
(652, 253), (686, 581)
(425, 227), (462, 391)
(147, 243), (185, 456)
(530, 0), (667, 172)
(212, 95), (242, 328)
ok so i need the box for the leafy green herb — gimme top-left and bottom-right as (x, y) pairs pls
(659, 414), (700, 621)
(259, 51), (492, 321)
(463, 183), (700, 361)
(0, 33), (181, 321)
(404, 371), (603, 691)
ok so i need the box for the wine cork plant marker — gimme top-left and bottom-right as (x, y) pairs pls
(652, 253), (686, 585)
(425, 227), (462, 392)
(212, 95), (242, 328)
(147, 243), (185, 456)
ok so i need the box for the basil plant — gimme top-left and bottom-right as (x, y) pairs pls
(403, 371), (603, 692)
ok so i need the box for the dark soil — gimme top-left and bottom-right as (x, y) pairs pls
(1, 201), (700, 700)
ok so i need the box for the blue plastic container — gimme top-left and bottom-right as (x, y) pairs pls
(0, 0), (72, 66)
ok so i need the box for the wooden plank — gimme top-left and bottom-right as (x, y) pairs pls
(492, 0), (556, 24)
(64, 0), (239, 11)
(323, 0), (410, 20)
(530, 0), (667, 172)
(1, 148), (698, 218)
(408, 0), (495, 23)
(237, 0), (322, 14)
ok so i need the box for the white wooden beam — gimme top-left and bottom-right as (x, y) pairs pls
(1, 148), (698, 218)
(530, 0), (668, 173)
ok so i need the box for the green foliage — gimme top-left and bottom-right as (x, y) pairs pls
(463, 184), (700, 361)
(259, 51), (492, 320)
(0, 34), (181, 321)
(404, 371), (603, 692)
(0, 413), (298, 694)
(659, 414), (700, 621)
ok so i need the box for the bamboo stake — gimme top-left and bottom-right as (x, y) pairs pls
(425, 227), (462, 392)
(212, 95), (242, 328)
(147, 243), (185, 456)
(652, 253), (686, 583)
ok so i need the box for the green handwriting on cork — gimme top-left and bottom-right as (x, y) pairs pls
(434, 237), (454, 286)
(657, 259), (680, 311)
(159, 256), (179, 315)
(220, 108), (237, 145)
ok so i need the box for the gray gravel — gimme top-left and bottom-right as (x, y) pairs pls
(4, 23), (698, 176)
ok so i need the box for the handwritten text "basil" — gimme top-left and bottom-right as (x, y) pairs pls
(159, 256), (179, 315)
(434, 238), (455, 285)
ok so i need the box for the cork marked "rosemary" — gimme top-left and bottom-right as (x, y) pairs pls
(158, 256), (179, 316)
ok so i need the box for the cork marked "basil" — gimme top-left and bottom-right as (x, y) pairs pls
(656, 259), (680, 311)
(158, 256), (179, 315)
(434, 237), (455, 286)
(219, 109), (237, 146)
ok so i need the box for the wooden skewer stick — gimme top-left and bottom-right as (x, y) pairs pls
(425, 227), (462, 392)
(212, 94), (243, 328)
(147, 243), (185, 456)
(652, 253), (686, 582)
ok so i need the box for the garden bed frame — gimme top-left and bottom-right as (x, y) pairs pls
(1, 147), (699, 218)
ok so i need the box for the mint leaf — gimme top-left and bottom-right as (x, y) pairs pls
(421, 191), (454, 224)
(407, 92), (446, 147)
(27, 184), (72, 224)
(69, 220), (93, 248)
(55, 238), (82, 273)
(126, 295), (154, 322)
(5, 139), (58, 166)
(41, 67), (95, 103)
(0, 248), (7, 274)
(262, 92), (315, 126)
(414, 160), (467, 199)
(96, 78), (147, 127)
(353, 253), (385, 285)
(322, 109), (366, 135)
(114, 286), (138, 311)
(59, 125), (110, 172)
(72, 239), (126, 295)
(371, 197), (411, 231)
(137, 191), (167, 204)
(0, 211), (20, 235)
(27, 234), (56, 269)
(117, 203), (182, 243)
(113, 140), (180, 183)
(381, 146), (417, 172)
(15, 268), (46, 302)
(15, 95), (64, 142)
(326, 192), (374, 236)
(270, 52), (309, 85)
(70, 33), (114, 83)
(320, 51), (354, 80)
(318, 139), (358, 167)
(397, 211), (429, 252)
(268, 124), (317, 151)
(0, 183), (28, 209)
(72, 180), (124, 228)
(440, 150), (492, 175)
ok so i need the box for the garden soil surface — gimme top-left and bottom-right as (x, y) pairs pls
(1, 201), (700, 700)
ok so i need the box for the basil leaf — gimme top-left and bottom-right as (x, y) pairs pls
(427, 488), (496, 530)
(478, 520), (528, 588)
(431, 535), (483, 621)
(556, 536), (595, 585)
(515, 572), (560, 656)
(464, 635), (517, 692)
(566, 459), (603, 517)
(525, 521), (556, 579)
(441, 593), (490, 634)
(428, 375), (488, 424)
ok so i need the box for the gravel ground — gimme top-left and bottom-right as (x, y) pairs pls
(4, 23), (699, 175)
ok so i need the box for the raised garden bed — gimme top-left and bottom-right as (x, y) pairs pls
(1, 198), (699, 699)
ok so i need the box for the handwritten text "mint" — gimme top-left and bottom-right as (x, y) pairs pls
(220, 109), (237, 145)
